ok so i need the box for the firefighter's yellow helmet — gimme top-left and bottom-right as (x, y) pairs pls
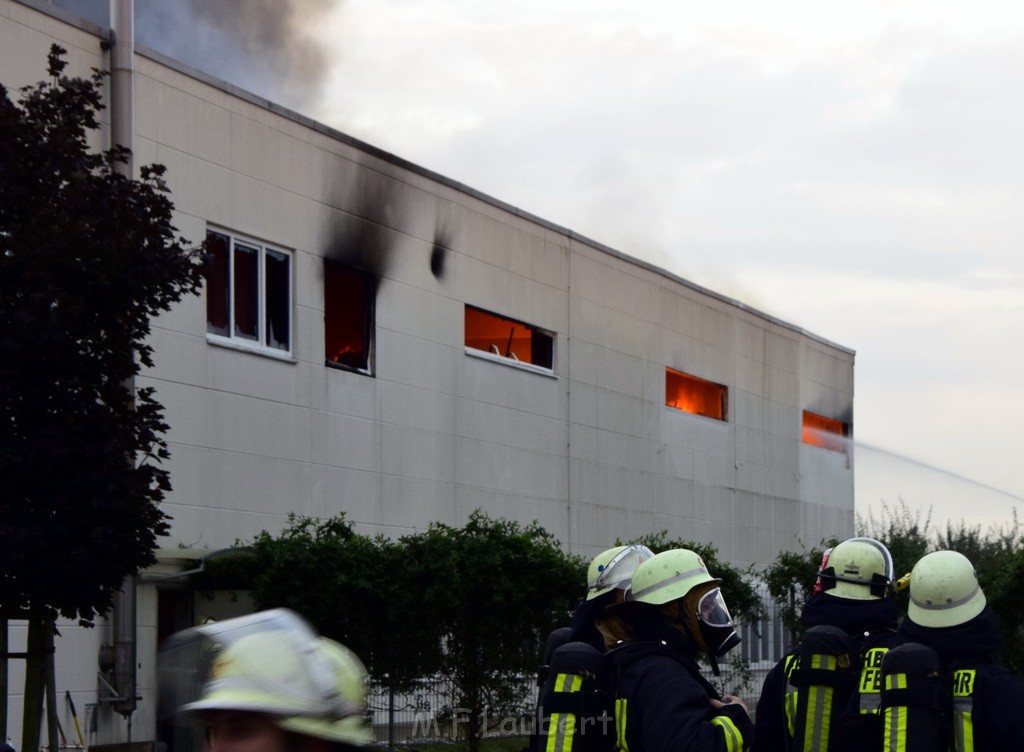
(907, 550), (987, 629)
(586, 544), (654, 600)
(174, 609), (372, 745)
(818, 537), (894, 600)
(628, 548), (720, 605)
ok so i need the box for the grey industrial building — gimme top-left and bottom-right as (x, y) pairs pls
(1, 0), (855, 748)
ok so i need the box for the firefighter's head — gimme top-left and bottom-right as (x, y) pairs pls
(166, 609), (372, 752)
(624, 548), (741, 669)
(906, 550), (987, 629)
(582, 544), (654, 649)
(816, 537), (894, 600)
(586, 544), (654, 601)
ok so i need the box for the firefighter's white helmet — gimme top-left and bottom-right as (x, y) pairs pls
(907, 550), (987, 629)
(167, 608), (372, 745)
(818, 537), (894, 600)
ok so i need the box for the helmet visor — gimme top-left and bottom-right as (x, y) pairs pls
(589, 545), (654, 596)
(696, 588), (733, 628)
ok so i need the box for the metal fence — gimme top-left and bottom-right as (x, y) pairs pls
(733, 581), (797, 705)
(368, 582), (793, 748)
(367, 674), (535, 747)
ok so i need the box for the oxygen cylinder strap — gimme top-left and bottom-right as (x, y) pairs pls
(880, 686), (945, 712)
(789, 666), (849, 688)
(543, 692), (608, 716)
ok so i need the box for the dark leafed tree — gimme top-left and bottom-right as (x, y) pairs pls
(759, 536), (841, 638)
(203, 510), (585, 752)
(209, 513), (437, 689)
(399, 511), (586, 752)
(0, 45), (202, 624)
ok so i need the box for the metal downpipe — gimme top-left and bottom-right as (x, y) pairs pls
(108, 0), (137, 722)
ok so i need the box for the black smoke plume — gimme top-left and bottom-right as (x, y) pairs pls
(51, 0), (339, 114)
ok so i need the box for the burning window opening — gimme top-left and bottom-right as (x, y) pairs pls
(464, 306), (553, 370)
(205, 230), (292, 353)
(324, 261), (374, 373)
(802, 411), (848, 452)
(665, 368), (728, 421)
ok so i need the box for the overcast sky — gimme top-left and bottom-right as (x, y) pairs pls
(307, 1), (1024, 534)
(56, 0), (1024, 533)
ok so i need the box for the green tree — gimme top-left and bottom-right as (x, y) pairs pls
(0, 45), (203, 622)
(760, 537), (840, 636)
(204, 510), (585, 752)
(858, 499), (933, 585)
(400, 511), (585, 752)
(934, 513), (1024, 674)
(0, 44), (203, 750)
(200, 513), (439, 688)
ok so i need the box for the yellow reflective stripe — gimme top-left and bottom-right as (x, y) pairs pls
(784, 655), (799, 737)
(785, 688), (798, 738)
(614, 698), (629, 752)
(810, 654), (837, 671)
(952, 669), (976, 752)
(546, 674), (584, 752)
(883, 705), (908, 752)
(802, 684), (834, 752)
(785, 652), (839, 751)
(710, 715), (743, 752)
(955, 710), (974, 752)
(882, 677), (909, 752)
(884, 673), (907, 691)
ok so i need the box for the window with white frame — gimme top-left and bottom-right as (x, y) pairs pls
(205, 229), (292, 353)
(464, 305), (554, 370)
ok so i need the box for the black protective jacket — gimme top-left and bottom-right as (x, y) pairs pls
(753, 594), (903, 752)
(609, 620), (753, 752)
(899, 607), (1024, 751)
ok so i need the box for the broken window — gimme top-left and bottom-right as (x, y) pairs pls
(665, 368), (728, 421)
(802, 411), (848, 452)
(324, 261), (374, 373)
(464, 305), (553, 369)
(205, 230), (291, 352)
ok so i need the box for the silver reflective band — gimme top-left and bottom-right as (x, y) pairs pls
(187, 674), (312, 715)
(911, 583), (980, 611)
(631, 566), (708, 600)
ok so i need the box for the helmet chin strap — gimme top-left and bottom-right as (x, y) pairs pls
(707, 655), (721, 677)
(666, 591), (738, 677)
(819, 568), (892, 598)
(663, 601), (715, 657)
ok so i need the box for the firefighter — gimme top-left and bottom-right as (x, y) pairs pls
(897, 549), (1024, 751)
(528, 544), (654, 752)
(753, 536), (902, 752)
(570, 544), (655, 651)
(160, 608), (373, 752)
(608, 548), (752, 752)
